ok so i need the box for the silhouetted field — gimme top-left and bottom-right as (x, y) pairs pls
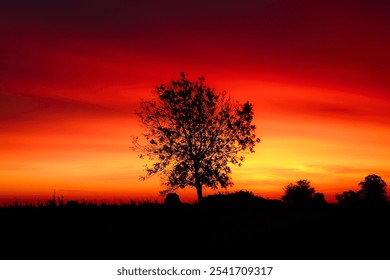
(1, 195), (389, 260)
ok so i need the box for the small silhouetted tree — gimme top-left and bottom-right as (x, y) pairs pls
(281, 179), (316, 208)
(133, 73), (260, 203)
(358, 174), (387, 207)
(336, 190), (362, 208)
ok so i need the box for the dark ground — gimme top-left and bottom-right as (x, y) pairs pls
(1, 200), (389, 260)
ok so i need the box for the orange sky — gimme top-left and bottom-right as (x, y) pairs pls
(1, 0), (390, 204)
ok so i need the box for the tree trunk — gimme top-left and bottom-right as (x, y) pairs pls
(196, 185), (203, 204)
(194, 163), (203, 203)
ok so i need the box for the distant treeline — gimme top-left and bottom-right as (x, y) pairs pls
(1, 174), (387, 210)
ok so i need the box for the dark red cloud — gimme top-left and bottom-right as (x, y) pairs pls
(1, 0), (389, 96)
(0, 91), (136, 134)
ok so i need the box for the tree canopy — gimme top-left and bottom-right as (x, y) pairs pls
(133, 73), (260, 202)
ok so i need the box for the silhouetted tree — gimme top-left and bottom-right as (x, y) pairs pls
(336, 190), (362, 208)
(358, 174), (387, 207)
(66, 200), (80, 208)
(133, 73), (260, 203)
(281, 179), (317, 208)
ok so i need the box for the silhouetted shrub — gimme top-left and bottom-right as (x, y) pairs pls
(164, 193), (181, 207)
(313, 192), (327, 208)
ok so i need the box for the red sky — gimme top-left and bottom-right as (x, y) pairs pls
(1, 0), (390, 204)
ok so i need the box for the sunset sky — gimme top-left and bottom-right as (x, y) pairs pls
(1, 0), (390, 204)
